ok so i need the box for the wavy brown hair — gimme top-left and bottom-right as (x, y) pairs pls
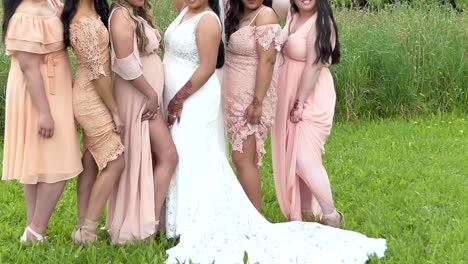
(110, 0), (156, 53)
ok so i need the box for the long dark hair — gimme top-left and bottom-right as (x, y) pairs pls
(208, 0), (225, 69)
(290, 0), (340, 64)
(61, 0), (110, 48)
(225, 0), (273, 43)
(2, 0), (22, 41)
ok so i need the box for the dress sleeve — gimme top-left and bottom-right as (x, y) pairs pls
(71, 23), (106, 80)
(254, 24), (283, 51)
(5, 14), (64, 55)
(112, 47), (143, 80)
(109, 8), (143, 80)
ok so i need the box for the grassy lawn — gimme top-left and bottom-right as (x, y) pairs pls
(0, 2), (466, 263)
(0, 114), (466, 263)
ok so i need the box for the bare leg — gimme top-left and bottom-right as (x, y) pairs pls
(149, 114), (178, 228)
(28, 180), (67, 238)
(77, 150), (98, 223)
(85, 154), (125, 221)
(24, 184), (37, 226)
(232, 135), (262, 212)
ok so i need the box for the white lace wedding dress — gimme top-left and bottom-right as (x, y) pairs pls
(163, 8), (386, 264)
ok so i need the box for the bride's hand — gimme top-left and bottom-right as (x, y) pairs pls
(167, 97), (184, 127)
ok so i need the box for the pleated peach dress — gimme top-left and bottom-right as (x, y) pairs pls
(272, 12), (337, 221)
(2, 11), (83, 184)
(105, 7), (163, 244)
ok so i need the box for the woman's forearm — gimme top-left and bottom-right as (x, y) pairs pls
(23, 70), (51, 115)
(92, 76), (119, 114)
(296, 65), (324, 103)
(254, 58), (276, 102)
(177, 65), (215, 98)
(17, 53), (51, 115)
(129, 76), (158, 99)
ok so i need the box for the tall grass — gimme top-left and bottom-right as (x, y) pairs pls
(333, 4), (467, 120)
(334, 0), (467, 10)
(0, 3), (465, 133)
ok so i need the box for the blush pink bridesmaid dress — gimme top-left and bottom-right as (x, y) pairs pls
(222, 8), (282, 166)
(272, 12), (337, 221)
(105, 7), (164, 244)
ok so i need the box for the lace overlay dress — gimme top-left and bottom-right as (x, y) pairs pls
(222, 18), (282, 166)
(70, 17), (124, 170)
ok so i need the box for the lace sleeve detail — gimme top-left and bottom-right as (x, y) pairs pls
(254, 24), (283, 51)
(71, 22), (106, 80)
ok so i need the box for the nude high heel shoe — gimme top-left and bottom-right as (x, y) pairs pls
(323, 210), (344, 228)
(72, 219), (98, 244)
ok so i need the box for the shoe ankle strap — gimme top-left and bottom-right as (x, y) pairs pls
(26, 226), (44, 241)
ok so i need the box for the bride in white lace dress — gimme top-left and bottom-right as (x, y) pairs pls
(163, 0), (386, 263)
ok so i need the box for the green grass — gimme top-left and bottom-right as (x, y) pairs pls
(0, 114), (466, 263)
(0, 2), (466, 263)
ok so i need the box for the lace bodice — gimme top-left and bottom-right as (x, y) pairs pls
(70, 17), (110, 80)
(165, 8), (221, 66)
(227, 24), (282, 57)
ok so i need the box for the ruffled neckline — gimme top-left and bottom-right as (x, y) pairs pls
(5, 11), (65, 55)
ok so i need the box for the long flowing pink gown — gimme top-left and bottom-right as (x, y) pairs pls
(272, 12), (337, 221)
(105, 8), (164, 244)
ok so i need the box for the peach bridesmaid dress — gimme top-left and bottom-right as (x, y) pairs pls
(2, 11), (83, 184)
(222, 8), (282, 166)
(105, 7), (164, 244)
(69, 17), (124, 170)
(272, 12), (337, 221)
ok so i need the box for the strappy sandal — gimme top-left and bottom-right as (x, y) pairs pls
(72, 219), (98, 245)
(301, 209), (323, 223)
(20, 226), (45, 243)
(71, 218), (85, 240)
(323, 210), (344, 228)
